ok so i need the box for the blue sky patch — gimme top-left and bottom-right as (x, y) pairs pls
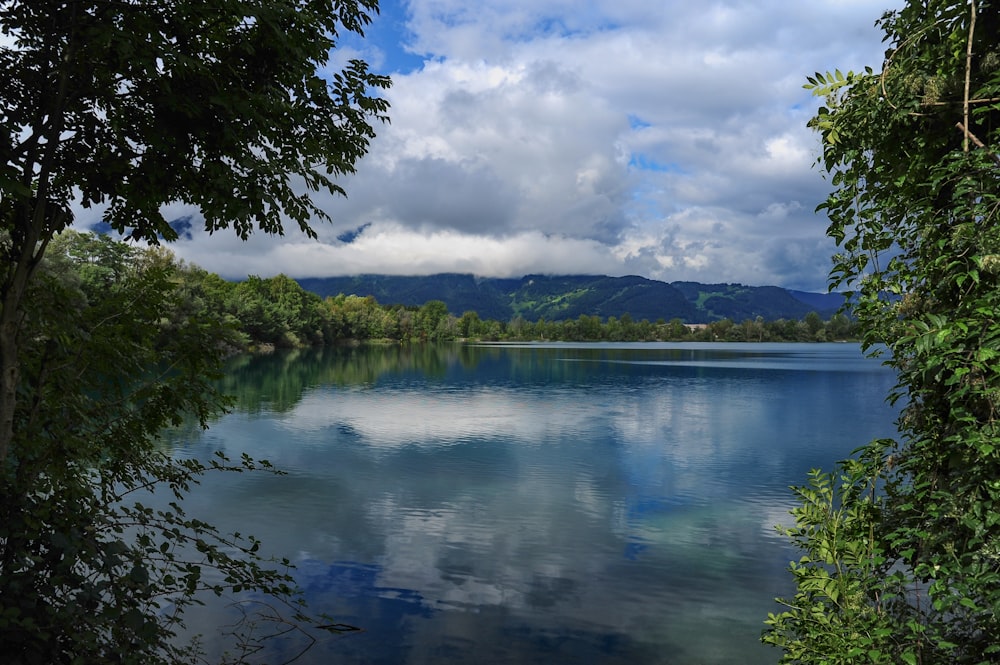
(628, 114), (652, 130)
(338, 222), (372, 244)
(339, 1), (425, 75)
(628, 154), (684, 174)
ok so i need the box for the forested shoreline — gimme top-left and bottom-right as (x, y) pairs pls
(56, 232), (858, 349)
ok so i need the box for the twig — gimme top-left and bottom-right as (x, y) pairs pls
(956, 122), (1000, 166)
(963, 1), (976, 153)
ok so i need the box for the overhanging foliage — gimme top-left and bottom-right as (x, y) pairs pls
(0, 1), (389, 661)
(764, 2), (1000, 663)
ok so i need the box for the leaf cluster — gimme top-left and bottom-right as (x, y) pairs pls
(767, 2), (1000, 663)
(0, 0), (390, 244)
(764, 457), (923, 665)
(0, 233), (337, 664)
(0, 2), (391, 661)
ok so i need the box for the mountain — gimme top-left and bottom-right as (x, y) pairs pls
(786, 289), (849, 312)
(671, 282), (841, 322)
(297, 273), (514, 320)
(295, 274), (846, 323)
(507, 274), (697, 322)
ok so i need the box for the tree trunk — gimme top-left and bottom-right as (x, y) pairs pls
(0, 242), (33, 464)
(0, 203), (55, 463)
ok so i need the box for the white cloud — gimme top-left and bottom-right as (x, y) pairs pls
(113, 0), (907, 291)
(171, 223), (625, 279)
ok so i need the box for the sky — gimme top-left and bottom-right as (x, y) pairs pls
(137, 1), (904, 292)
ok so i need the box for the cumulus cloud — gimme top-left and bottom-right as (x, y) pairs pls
(171, 223), (624, 279)
(146, 0), (906, 290)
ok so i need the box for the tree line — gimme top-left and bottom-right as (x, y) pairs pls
(54, 232), (857, 348)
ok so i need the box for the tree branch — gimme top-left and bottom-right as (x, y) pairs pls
(956, 122), (1000, 166)
(963, 0), (976, 153)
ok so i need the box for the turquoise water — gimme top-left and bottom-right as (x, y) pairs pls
(168, 342), (898, 664)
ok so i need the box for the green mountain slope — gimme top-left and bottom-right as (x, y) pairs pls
(295, 274), (845, 323)
(670, 282), (836, 322)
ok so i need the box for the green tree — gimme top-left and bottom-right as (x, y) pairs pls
(229, 275), (285, 345)
(803, 311), (824, 337)
(252, 274), (324, 347)
(576, 314), (603, 340)
(169, 262), (247, 350)
(826, 312), (855, 340)
(458, 310), (482, 339)
(1, 237), (317, 663)
(507, 314), (528, 339)
(764, 2), (1000, 663)
(0, 0), (390, 457)
(415, 300), (450, 341)
(708, 318), (735, 341)
(739, 316), (767, 342)
(663, 317), (690, 340)
(0, 0), (388, 661)
(323, 293), (386, 340)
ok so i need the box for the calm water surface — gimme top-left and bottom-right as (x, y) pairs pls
(167, 342), (898, 664)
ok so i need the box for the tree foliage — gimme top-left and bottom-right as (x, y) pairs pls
(764, 2), (1000, 662)
(0, 1), (389, 661)
(0, 232), (325, 663)
(0, 0), (390, 458)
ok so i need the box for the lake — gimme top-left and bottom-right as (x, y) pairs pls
(166, 342), (898, 664)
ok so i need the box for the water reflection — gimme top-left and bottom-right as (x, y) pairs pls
(171, 343), (897, 664)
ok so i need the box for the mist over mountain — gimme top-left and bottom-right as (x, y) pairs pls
(295, 274), (846, 323)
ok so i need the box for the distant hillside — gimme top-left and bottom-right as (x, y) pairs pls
(297, 274), (514, 320)
(507, 274), (697, 322)
(786, 289), (849, 312)
(295, 274), (847, 323)
(671, 282), (841, 323)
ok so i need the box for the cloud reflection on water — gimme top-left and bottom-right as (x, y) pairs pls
(171, 343), (897, 664)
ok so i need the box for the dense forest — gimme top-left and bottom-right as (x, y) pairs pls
(54, 232), (857, 349)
